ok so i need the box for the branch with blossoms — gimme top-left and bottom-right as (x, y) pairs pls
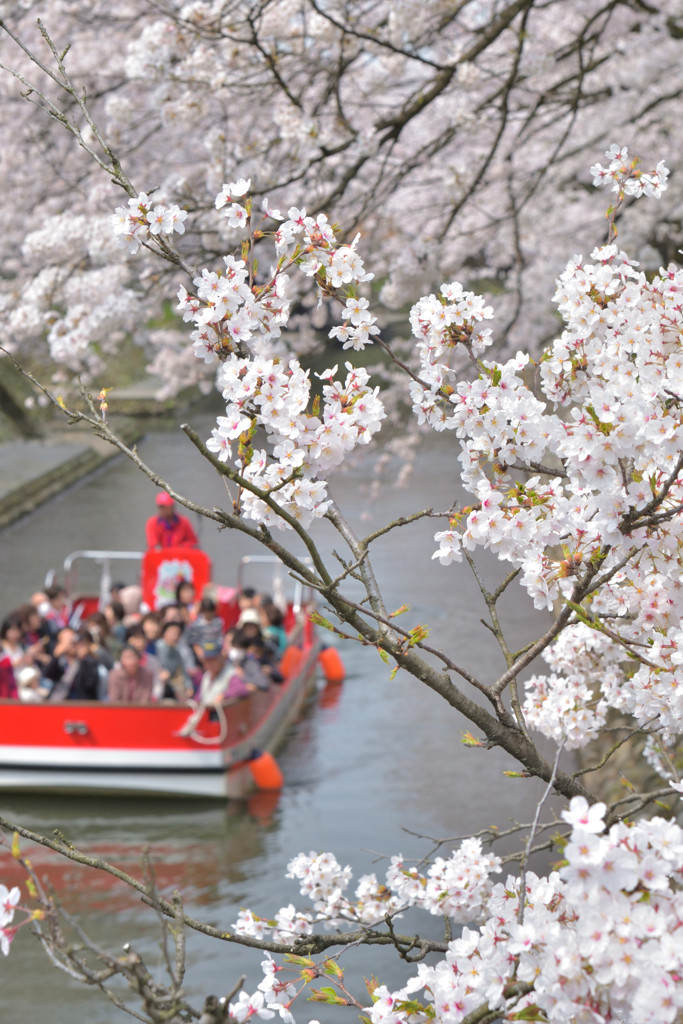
(590, 144), (670, 242)
(0, 813), (463, 961)
(5, 785), (683, 1024)
(226, 792), (683, 1024)
(13, 142), (683, 805)
(4, 23), (683, 1003)
(9, 344), (592, 804)
(3, 6), (683, 1021)
(0, 828), (241, 1023)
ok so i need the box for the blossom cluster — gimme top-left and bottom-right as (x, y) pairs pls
(386, 839), (501, 920)
(215, 176), (253, 229)
(229, 798), (683, 1024)
(233, 840), (501, 945)
(408, 282), (494, 430)
(112, 192), (188, 254)
(174, 181), (384, 528)
(177, 253), (290, 363)
(590, 144), (670, 199)
(420, 155), (683, 753)
(522, 624), (616, 748)
(329, 295), (381, 352)
(201, 355), (384, 528)
(523, 617), (683, 751)
(523, 669), (606, 749)
(381, 799), (683, 1024)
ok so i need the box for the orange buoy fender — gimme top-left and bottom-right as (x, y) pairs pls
(279, 645), (303, 680)
(248, 751), (284, 790)
(318, 646), (345, 683)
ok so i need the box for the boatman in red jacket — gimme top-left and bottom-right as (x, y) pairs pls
(146, 492), (199, 549)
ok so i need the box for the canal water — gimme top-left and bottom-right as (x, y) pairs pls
(0, 410), (552, 1021)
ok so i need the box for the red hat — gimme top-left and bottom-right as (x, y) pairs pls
(156, 492), (174, 507)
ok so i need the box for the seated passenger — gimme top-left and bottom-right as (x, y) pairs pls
(108, 645), (155, 703)
(69, 632), (102, 701)
(261, 604), (288, 656)
(125, 624), (163, 698)
(41, 626), (76, 699)
(43, 628), (100, 701)
(175, 581), (197, 622)
(1, 615), (31, 670)
(186, 597), (224, 668)
(110, 581), (127, 603)
(229, 627), (272, 690)
(156, 621), (193, 700)
(103, 600), (128, 646)
(235, 587), (258, 626)
(161, 604), (200, 680)
(83, 611), (117, 669)
(198, 641), (254, 706)
(16, 604), (52, 656)
(238, 622), (284, 679)
(146, 493), (199, 549)
(41, 584), (70, 636)
(13, 606), (52, 696)
(248, 635), (285, 685)
(141, 611), (163, 655)
(119, 585), (143, 627)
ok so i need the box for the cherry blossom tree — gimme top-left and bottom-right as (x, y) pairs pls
(0, 0), (682, 401)
(3, 136), (683, 1022)
(2, 5), (683, 1023)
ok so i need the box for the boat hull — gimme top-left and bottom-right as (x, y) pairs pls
(0, 642), (318, 798)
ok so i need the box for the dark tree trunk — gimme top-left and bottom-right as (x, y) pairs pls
(0, 371), (43, 438)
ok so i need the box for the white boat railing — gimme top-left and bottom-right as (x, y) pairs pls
(46, 550), (314, 613)
(45, 550), (144, 609)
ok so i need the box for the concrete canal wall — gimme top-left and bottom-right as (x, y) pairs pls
(0, 377), (201, 531)
(0, 424), (144, 531)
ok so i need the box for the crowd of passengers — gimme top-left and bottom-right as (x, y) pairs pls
(0, 580), (289, 705)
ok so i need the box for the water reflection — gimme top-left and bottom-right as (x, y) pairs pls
(2, 794), (279, 912)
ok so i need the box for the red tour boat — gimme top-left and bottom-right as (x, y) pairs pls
(0, 549), (324, 798)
